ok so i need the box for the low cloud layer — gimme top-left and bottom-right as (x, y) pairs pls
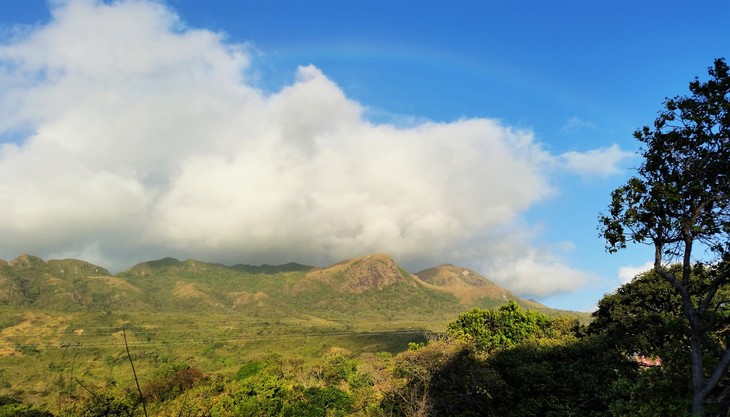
(0, 0), (630, 297)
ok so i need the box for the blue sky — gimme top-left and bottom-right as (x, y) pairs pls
(0, 0), (728, 311)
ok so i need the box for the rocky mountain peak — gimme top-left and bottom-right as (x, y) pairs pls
(340, 254), (408, 293)
(9, 254), (47, 270)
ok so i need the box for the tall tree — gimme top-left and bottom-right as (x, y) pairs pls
(599, 58), (730, 416)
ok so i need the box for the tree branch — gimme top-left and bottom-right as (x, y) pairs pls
(699, 269), (730, 316)
(702, 348), (730, 398)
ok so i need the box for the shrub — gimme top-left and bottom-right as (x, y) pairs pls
(0, 403), (53, 417)
(142, 366), (204, 402)
(282, 386), (353, 417)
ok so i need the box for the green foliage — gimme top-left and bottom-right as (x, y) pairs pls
(599, 58), (730, 258)
(609, 367), (693, 417)
(233, 377), (287, 416)
(281, 386), (353, 417)
(447, 301), (572, 352)
(387, 340), (496, 417)
(406, 341), (424, 351)
(485, 337), (635, 417)
(386, 304), (631, 417)
(319, 355), (372, 389)
(589, 268), (688, 355)
(589, 266), (730, 416)
(61, 391), (134, 417)
(0, 402), (53, 417)
(226, 360), (356, 417)
(236, 361), (268, 380)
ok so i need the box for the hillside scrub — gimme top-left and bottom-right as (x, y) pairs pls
(383, 303), (634, 417)
(4, 290), (728, 416)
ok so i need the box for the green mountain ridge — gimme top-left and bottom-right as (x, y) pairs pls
(0, 252), (568, 317)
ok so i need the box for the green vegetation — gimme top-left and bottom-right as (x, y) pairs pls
(0, 299), (633, 417)
(383, 303), (624, 417)
(446, 301), (571, 352)
(599, 57), (730, 416)
(1, 272), (729, 416)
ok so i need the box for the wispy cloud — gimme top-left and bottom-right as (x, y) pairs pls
(0, 0), (616, 297)
(560, 116), (597, 133)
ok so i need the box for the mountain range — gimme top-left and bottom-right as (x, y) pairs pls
(0, 253), (561, 318)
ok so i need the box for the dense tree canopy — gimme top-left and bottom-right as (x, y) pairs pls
(590, 267), (689, 356)
(446, 301), (575, 353)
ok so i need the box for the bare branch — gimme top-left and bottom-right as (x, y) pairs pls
(699, 269), (730, 316)
(123, 326), (148, 417)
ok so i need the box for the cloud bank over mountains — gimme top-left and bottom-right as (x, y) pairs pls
(0, 0), (630, 297)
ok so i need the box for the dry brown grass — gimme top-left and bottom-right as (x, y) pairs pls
(411, 275), (510, 304)
(0, 311), (70, 356)
(89, 276), (141, 292)
(172, 280), (223, 307)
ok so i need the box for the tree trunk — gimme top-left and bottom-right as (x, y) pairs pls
(690, 330), (706, 416)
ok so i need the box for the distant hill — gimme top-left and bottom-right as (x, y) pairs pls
(0, 254), (116, 310)
(414, 264), (547, 310)
(0, 253), (571, 318)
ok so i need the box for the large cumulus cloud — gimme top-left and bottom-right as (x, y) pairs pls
(0, 0), (628, 297)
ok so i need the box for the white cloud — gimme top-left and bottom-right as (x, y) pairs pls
(467, 234), (593, 297)
(558, 144), (634, 177)
(618, 261), (654, 284)
(0, 0), (612, 297)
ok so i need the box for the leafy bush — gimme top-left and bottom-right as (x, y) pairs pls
(282, 386), (353, 417)
(236, 361), (267, 381)
(319, 355), (372, 389)
(447, 301), (572, 353)
(0, 402), (53, 417)
(233, 374), (287, 417)
(61, 391), (134, 417)
(142, 366), (204, 402)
